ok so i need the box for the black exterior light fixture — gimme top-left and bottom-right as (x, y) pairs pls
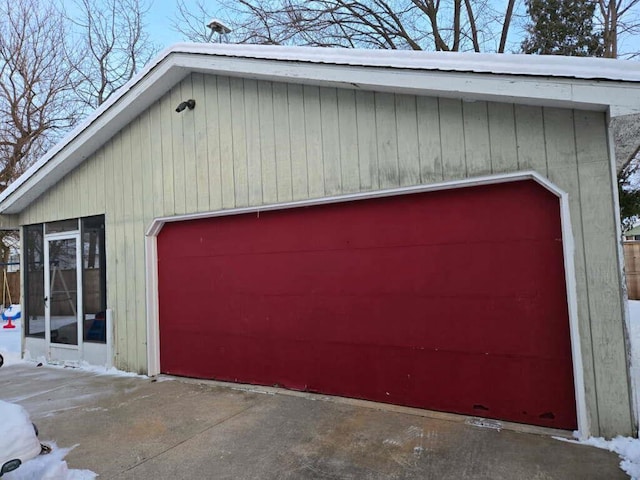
(175, 99), (196, 113)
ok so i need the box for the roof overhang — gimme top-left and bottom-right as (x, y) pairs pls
(2, 43), (640, 214)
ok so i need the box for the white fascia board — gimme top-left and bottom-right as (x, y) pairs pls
(179, 53), (640, 115)
(169, 43), (640, 83)
(177, 53), (624, 112)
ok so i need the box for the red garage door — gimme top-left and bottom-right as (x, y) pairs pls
(158, 180), (577, 429)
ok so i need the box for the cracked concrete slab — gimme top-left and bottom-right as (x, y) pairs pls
(0, 363), (628, 480)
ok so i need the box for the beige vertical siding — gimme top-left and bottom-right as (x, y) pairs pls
(575, 110), (630, 437)
(17, 74), (633, 436)
(0, 215), (18, 228)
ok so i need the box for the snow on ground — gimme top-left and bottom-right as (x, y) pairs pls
(24, 358), (149, 379)
(0, 307), (131, 479)
(557, 300), (640, 479)
(629, 301), (640, 426)
(0, 402), (96, 480)
(578, 437), (640, 480)
(0, 401), (41, 463)
(73, 361), (147, 378)
(3, 443), (96, 480)
(0, 307), (24, 366)
(556, 434), (640, 479)
(0, 308), (145, 377)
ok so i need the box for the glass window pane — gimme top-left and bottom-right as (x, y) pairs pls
(48, 238), (78, 345)
(82, 216), (106, 343)
(45, 219), (79, 234)
(24, 225), (44, 338)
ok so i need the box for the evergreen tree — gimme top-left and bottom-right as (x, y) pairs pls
(521, 0), (603, 56)
(619, 156), (640, 230)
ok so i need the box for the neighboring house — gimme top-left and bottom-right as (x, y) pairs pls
(0, 44), (637, 439)
(625, 225), (640, 240)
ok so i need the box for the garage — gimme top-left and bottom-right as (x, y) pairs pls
(7, 44), (639, 437)
(157, 179), (577, 430)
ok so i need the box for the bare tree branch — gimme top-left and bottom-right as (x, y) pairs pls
(498, 0), (516, 53)
(66, 0), (158, 110)
(597, 0), (640, 57)
(0, 0), (78, 189)
(172, 0), (504, 51)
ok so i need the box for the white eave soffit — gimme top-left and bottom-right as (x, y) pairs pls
(2, 43), (640, 215)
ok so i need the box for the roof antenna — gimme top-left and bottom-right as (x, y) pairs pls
(206, 19), (231, 42)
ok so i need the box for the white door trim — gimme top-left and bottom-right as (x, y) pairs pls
(44, 232), (83, 358)
(144, 170), (588, 438)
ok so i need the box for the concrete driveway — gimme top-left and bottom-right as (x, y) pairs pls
(0, 362), (627, 479)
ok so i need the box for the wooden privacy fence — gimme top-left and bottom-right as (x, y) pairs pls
(625, 241), (640, 300)
(2, 271), (19, 305)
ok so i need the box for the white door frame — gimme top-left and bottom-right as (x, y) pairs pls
(44, 231), (83, 359)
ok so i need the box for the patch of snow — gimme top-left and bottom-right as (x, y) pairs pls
(584, 437), (640, 480)
(628, 301), (640, 429)
(560, 300), (640, 479)
(68, 362), (144, 377)
(3, 444), (96, 480)
(74, 361), (147, 378)
(17, 356), (148, 379)
(0, 401), (41, 465)
(0, 306), (23, 366)
(0, 313), (22, 364)
(2, 326), (153, 378)
(556, 435), (640, 479)
(0, 350), (25, 366)
(0, 401), (96, 480)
